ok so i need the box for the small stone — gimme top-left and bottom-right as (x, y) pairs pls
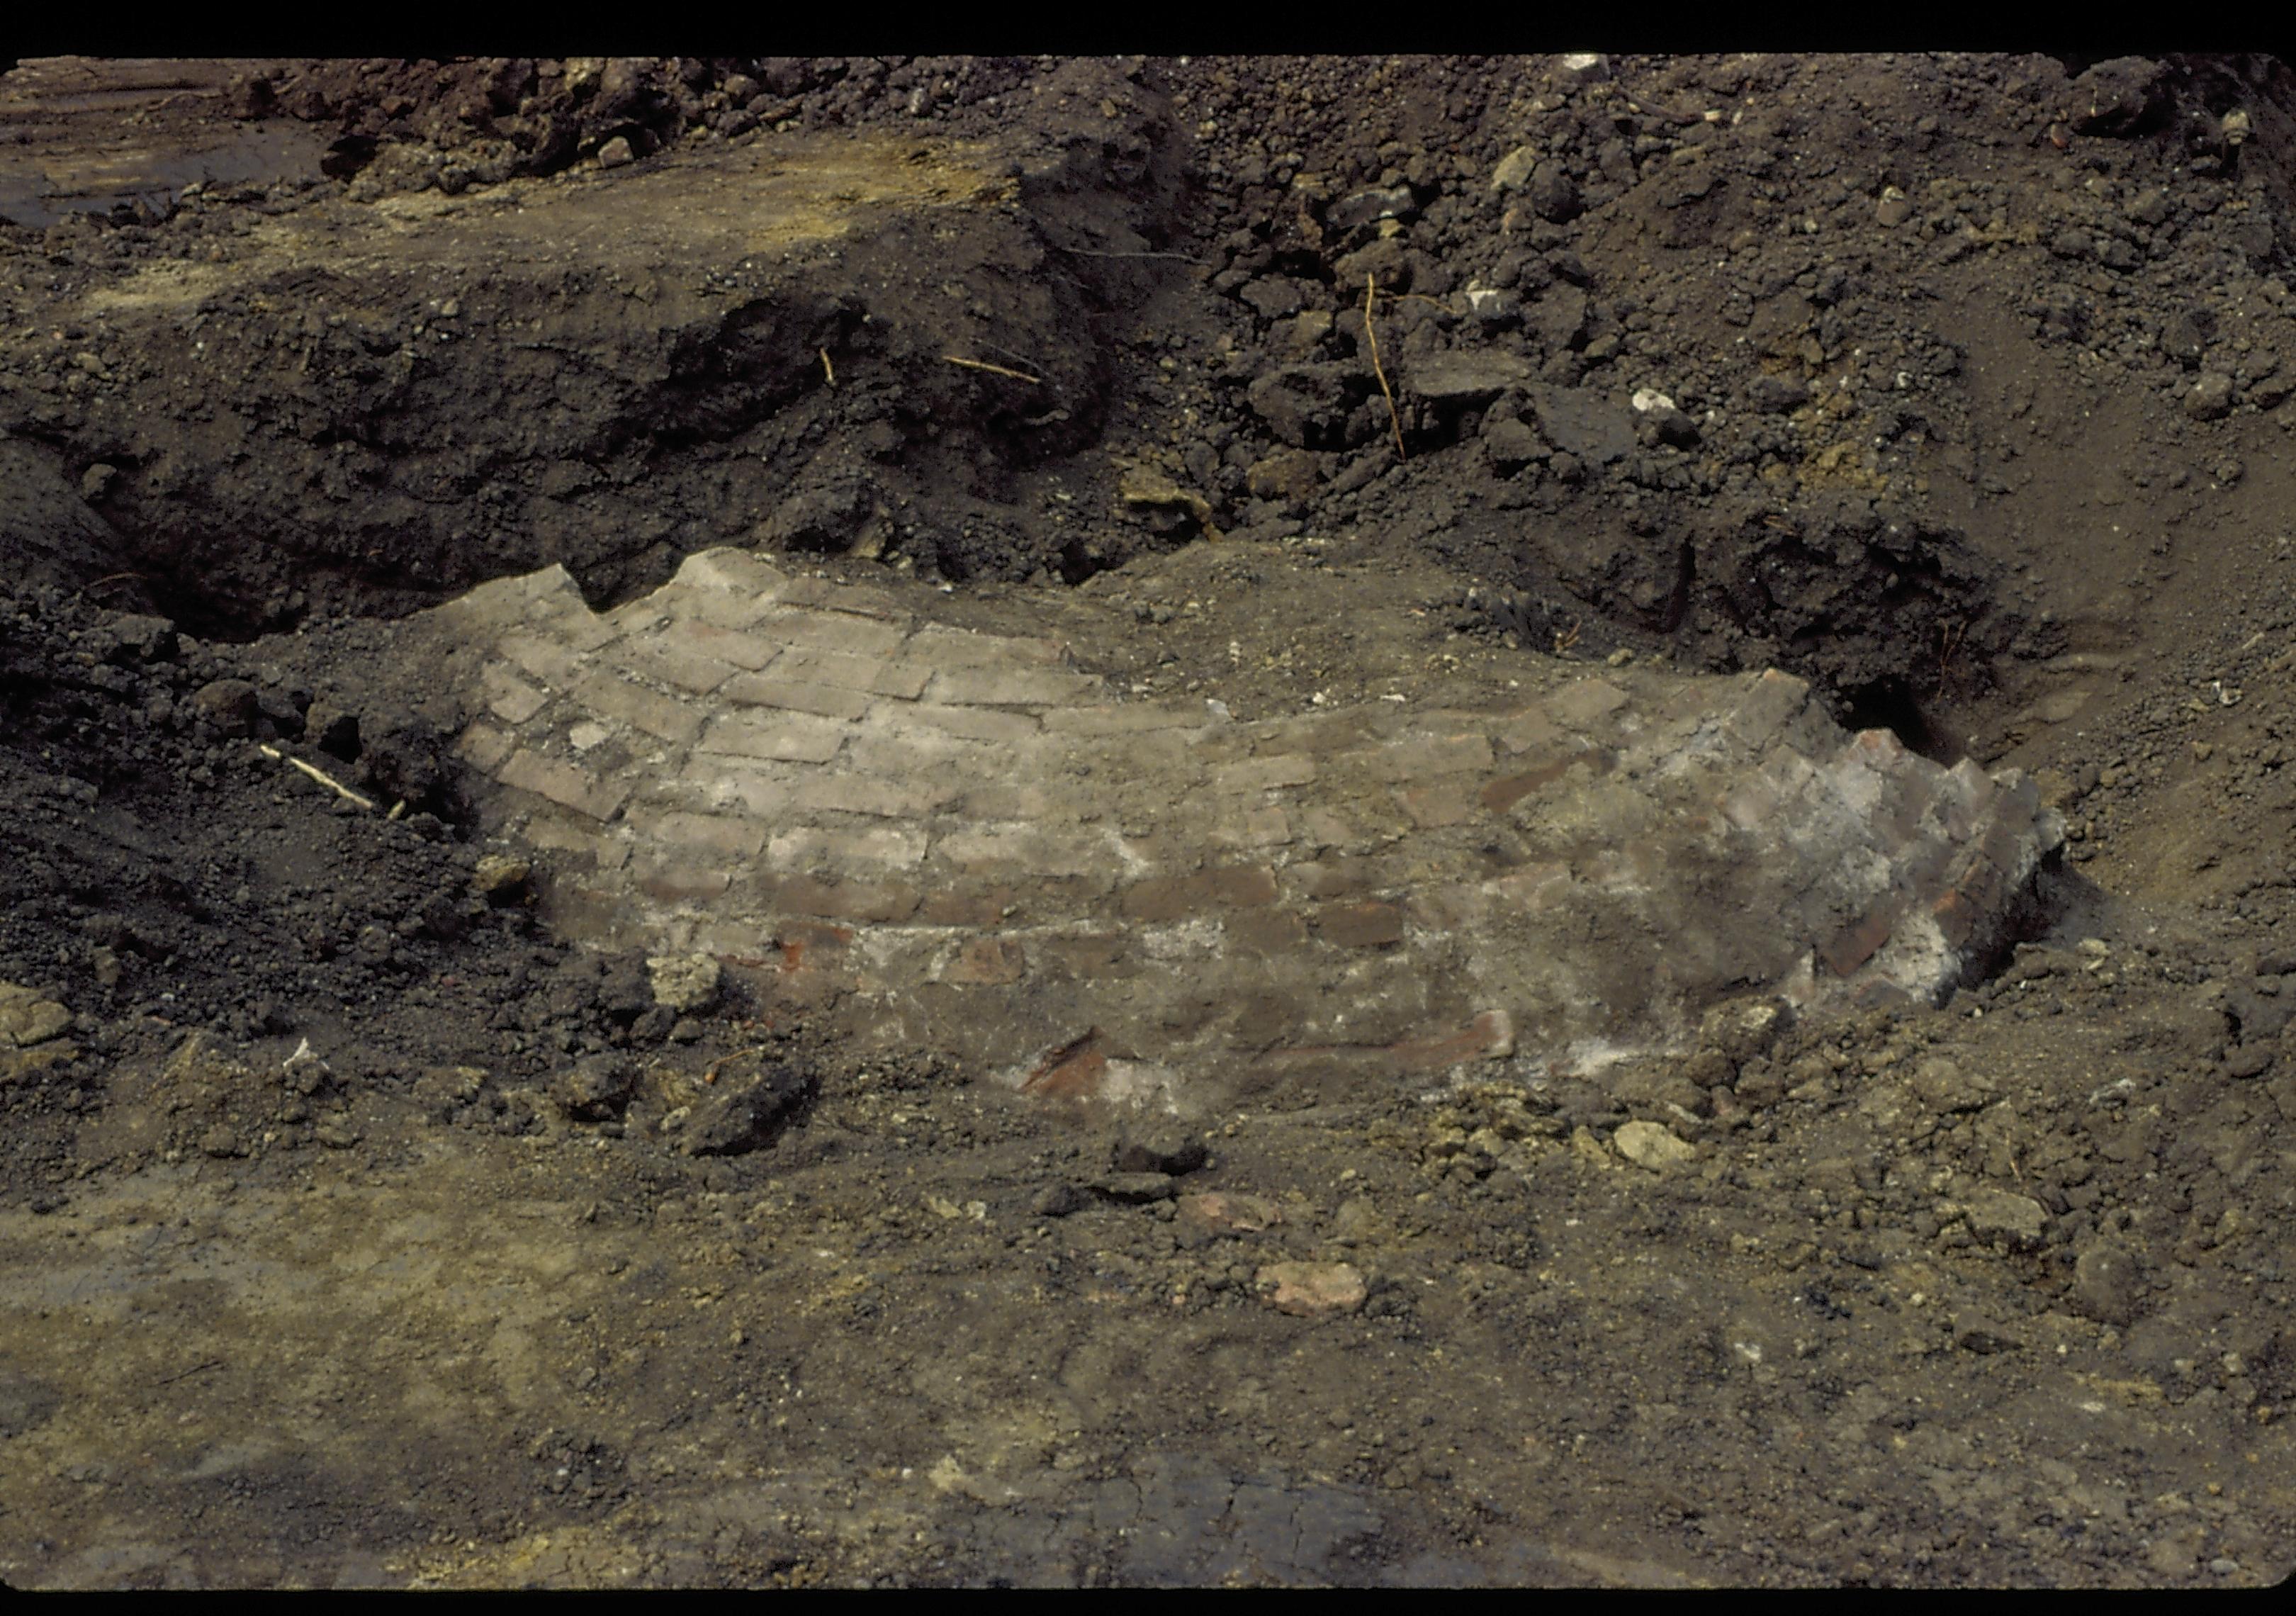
(2073, 1242), (2144, 1325)
(94, 612), (174, 663)
(198, 1125), (243, 1159)
(1527, 161), (1580, 223)
(1747, 374), (1810, 413)
(1955, 1186), (2048, 1250)
(1910, 1056), (1993, 1114)
(1482, 416), (1542, 471)
(1952, 1311), (2023, 1354)
(597, 135), (634, 169)
(2185, 372), (2235, 421)
(80, 462), (117, 501)
(0, 983), (73, 1048)
(1030, 1182), (1088, 1219)
(559, 1053), (636, 1121)
(471, 854), (532, 900)
(314, 1119), (361, 1150)
(1086, 1172), (1176, 1204)
(1875, 192), (1913, 228)
(1111, 1131), (1209, 1177)
(1244, 450), (1321, 505)
(646, 953), (721, 1014)
(188, 678), (261, 738)
(1490, 145), (1538, 193)
(1176, 1191), (1285, 1234)
(1256, 1261), (1368, 1318)
(682, 1063), (809, 1156)
(1614, 1119), (1696, 1169)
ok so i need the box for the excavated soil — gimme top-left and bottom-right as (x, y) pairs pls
(1, 53), (2293, 1589)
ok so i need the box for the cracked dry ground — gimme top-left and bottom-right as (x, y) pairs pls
(1, 52), (2295, 1588)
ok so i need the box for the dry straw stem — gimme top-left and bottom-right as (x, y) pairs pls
(257, 743), (378, 811)
(820, 347), (835, 386)
(943, 355), (1041, 384)
(1363, 274), (1407, 461)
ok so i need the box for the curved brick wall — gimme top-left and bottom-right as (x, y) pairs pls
(424, 549), (2064, 1109)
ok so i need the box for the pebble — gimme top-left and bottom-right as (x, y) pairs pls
(682, 1064), (809, 1156)
(597, 136), (635, 169)
(1954, 1185), (2048, 1250)
(1256, 1261), (1367, 1318)
(1614, 1119), (1696, 1169)
(0, 982), (73, 1048)
(646, 953), (721, 1014)
(2185, 372), (2234, 421)
(1176, 1191), (1285, 1234)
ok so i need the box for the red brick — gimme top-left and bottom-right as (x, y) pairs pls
(1319, 901), (1405, 948)
(1021, 1030), (1109, 1099)
(1388, 1010), (1515, 1073)
(1819, 906), (1898, 977)
(1119, 865), (1280, 922)
(946, 936), (1027, 985)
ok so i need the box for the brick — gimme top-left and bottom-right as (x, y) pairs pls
(497, 748), (631, 822)
(766, 824), (929, 871)
(1548, 679), (1630, 727)
(1120, 865), (1279, 922)
(1722, 668), (1815, 751)
(627, 809), (767, 860)
(769, 649), (933, 700)
(698, 711), (849, 765)
(1405, 883), (1489, 931)
(721, 673), (873, 722)
(1227, 909), (1310, 954)
(935, 824), (1109, 879)
(573, 670), (704, 745)
(1820, 905), (1899, 977)
(747, 605), (908, 660)
(866, 702), (1042, 744)
(1319, 901), (1405, 948)
(790, 771), (958, 820)
(1211, 754), (1317, 794)
(1022, 1032), (1110, 1099)
(498, 628), (585, 690)
(1480, 757), (1575, 813)
(455, 720), (515, 771)
(680, 756), (799, 817)
(1205, 804), (1292, 848)
(945, 936), (1027, 985)
(960, 780), (1060, 819)
(925, 666), (1105, 708)
(480, 661), (549, 725)
(920, 887), (1017, 927)
(1397, 778), (1480, 829)
(754, 873), (921, 924)
(1041, 702), (1208, 737)
(906, 622), (1073, 667)
(609, 636), (739, 695)
(523, 812), (627, 870)
(434, 563), (577, 634)
(526, 599), (622, 653)
(1242, 709), (1385, 756)
(775, 573), (912, 621)
(1388, 1010), (1515, 1073)
(671, 546), (791, 605)
(1329, 731), (1493, 785)
(667, 617), (783, 670)
(1040, 933), (1131, 978)
(634, 857), (734, 903)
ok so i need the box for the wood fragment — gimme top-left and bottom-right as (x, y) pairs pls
(820, 347), (835, 386)
(257, 744), (378, 810)
(942, 355), (1041, 384)
(1364, 274), (1407, 461)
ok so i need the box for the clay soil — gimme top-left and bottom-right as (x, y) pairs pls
(1, 53), (2293, 1588)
